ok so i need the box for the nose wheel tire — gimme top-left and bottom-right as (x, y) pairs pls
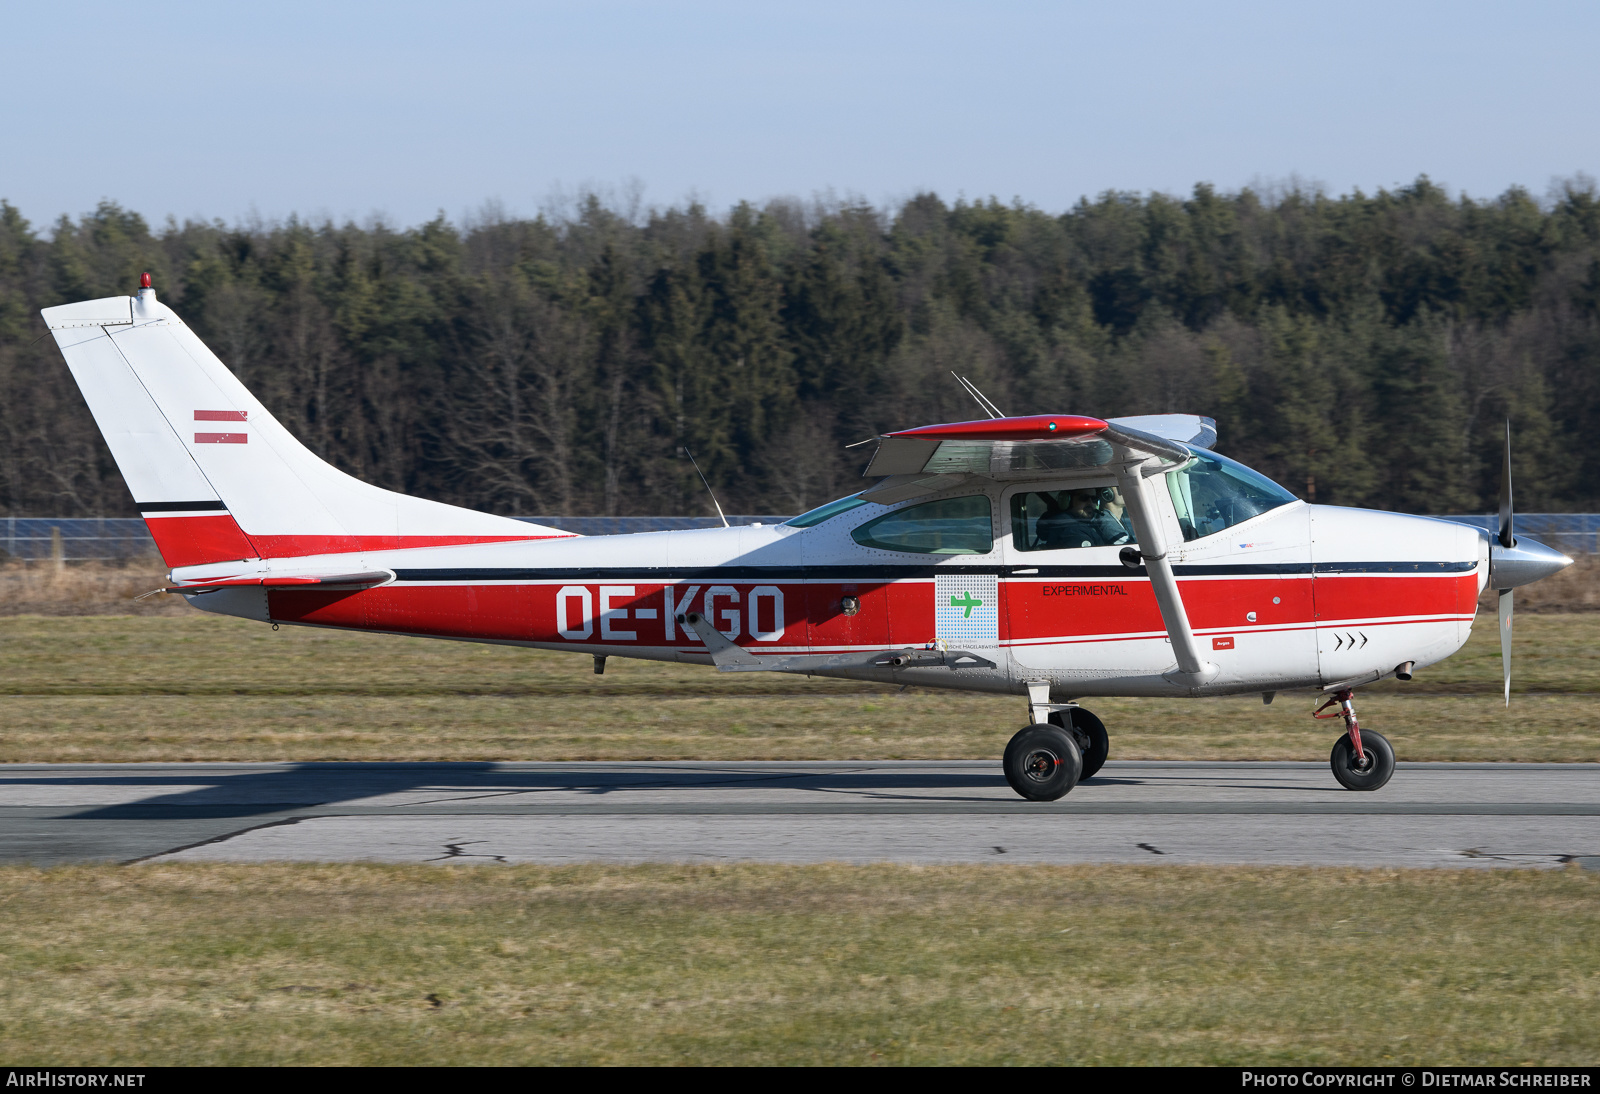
(1330, 729), (1395, 791)
(1049, 707), (1109, 780)
(1004, 724), (1083, 801)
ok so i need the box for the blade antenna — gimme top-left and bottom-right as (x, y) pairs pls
(681, 447), (729, 528)
(951, 372), (1006, 419)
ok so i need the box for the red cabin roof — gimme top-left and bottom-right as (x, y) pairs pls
(884, 414), (1108, 442)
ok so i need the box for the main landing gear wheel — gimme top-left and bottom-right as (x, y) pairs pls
(1004, 724), (1083, 801)
(1330, 728), (1395, 791)
(1049, 708), (1109, 780)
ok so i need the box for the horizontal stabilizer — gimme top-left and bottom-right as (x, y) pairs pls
(171, 570), (395, 594)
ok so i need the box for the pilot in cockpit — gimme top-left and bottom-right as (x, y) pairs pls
(1035, 488), (1134, 549)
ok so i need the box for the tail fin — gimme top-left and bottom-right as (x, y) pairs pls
(43, 279), (570, 568)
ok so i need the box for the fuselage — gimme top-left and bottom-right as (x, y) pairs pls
(175, 479), (1486, 701)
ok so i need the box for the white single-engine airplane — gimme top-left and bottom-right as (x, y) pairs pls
(42, 277), (1574, 799)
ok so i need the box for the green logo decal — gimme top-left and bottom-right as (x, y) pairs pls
(950, 591), (983, 618)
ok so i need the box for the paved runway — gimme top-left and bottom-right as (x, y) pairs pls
(2, 760), (1597, 869)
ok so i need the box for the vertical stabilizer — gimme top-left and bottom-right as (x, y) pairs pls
(43, 279), (571, 567)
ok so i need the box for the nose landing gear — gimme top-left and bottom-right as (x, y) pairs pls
(1316, 688), (1395, 791)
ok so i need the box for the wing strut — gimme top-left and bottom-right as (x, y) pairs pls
(1110, 444), (1219, 688)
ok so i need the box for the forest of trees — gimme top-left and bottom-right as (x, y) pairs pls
(2, 176), (1599, 519)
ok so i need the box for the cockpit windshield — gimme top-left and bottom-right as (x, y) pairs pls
(1166, 450), (1298, 541)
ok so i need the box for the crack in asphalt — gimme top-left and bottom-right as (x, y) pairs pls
(123, 816), (305, 865)
(427, 839), (508, 864)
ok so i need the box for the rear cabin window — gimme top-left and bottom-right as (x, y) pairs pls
(1010, 487), (1134, 552)
(851, 495), (993, 555)
(1166, 451), (1297, 541)
(785, 493), (869, 528)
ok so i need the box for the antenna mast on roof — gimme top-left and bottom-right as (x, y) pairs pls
(680, 447), (729, 528)
(952, 372), (1006, 418)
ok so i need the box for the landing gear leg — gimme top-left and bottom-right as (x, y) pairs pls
(1048, 707), (1109, 780)
(1316, 688), (1395, 791)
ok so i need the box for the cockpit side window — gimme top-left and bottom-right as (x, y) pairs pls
(1165, 451), (1297, 541)
(851, 495), (993, 555)
(1010, 487), (1135, 552)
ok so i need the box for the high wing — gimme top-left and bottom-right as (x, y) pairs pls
(860, 412), (1214, 503)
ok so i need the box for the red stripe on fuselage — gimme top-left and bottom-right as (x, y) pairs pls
(1310, 573), (1480, 622)
(146, 515), (570, 567)
(259, 571), (1479, 653)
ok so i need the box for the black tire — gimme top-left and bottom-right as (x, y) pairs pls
(1004, 724), (1083, 801)
(1330, 729), (1395, 791)
(1050, 707), (1110, 780)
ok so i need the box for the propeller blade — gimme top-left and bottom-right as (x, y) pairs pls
(1498, 587), (1513, 706)
(1498, 420), (1514, 550)
(1496, 421), (1514, 704)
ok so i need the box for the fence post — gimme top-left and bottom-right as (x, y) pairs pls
(50, 526), (63, 573)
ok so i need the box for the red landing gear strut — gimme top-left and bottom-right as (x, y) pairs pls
(1315, 688), (1397, 791)
(1314, 688), (1364, 762)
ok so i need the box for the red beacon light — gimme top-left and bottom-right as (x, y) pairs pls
(134, 272), (157, 316)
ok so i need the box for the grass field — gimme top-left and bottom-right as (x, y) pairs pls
(0, 609), (1596, 762)
(0, 862), (1594, 1065)
(2, 569), (1596, 1067)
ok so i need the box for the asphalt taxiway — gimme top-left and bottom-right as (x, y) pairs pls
(1, 760), (1595, 869)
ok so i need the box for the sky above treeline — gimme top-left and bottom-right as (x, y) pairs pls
(3, 0), (1596, 227)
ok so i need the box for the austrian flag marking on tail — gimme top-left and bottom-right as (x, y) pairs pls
(195, 410), (247, 444)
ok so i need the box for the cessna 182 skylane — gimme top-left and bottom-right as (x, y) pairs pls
(42, 277), (1574, 800)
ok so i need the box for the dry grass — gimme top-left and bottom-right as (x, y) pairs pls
(0, 612), (1596, 762)
(1478, 553), (1600, 613)
(0, 862), (1594, 1066)
(0, 560), (186, 617)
